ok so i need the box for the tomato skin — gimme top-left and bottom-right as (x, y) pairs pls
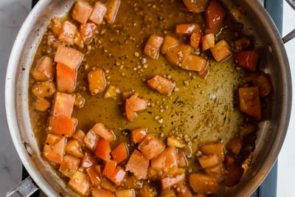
(234, 50), (259, 71)
(205, 0), (226, 34)
(111, 143), (129, 163)
(95, 138), (111, 162)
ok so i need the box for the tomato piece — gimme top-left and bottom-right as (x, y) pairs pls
(161, 35), (179, 55)
(210, 40), (232, 62)
(126, 150), (149, 179)
(234, 50), (259, 71)
(176, 24), (201, 35)
(103, 160), (117, 179)
(92, 188), (114, 197)
(105, 0), (121, 24)
(131, 127), (147, 144)
(95, 138), (111, 162)
(43, 136), (66, 164)
(198, 61), (209, 79)
(239, 87), (261, 120)
(31, 56), (54, 81)
(166, 44), (192, 66)
(49, 115), (77, 137)
(88, 68), (107, 95)
(116, 189), (135, 197)
(139, 135), (165, 160)
(84, 130), (98, 151)
(205, 163), (225, 182)
(58, 21), (77, 45)
(73, 129), (86, 144)
(65, 139), (84, 158)
(111, 143), (129, 163)
(101, 178), (117, 192)
(81, 153), (96, 168)
(227, 137), (242, 155)
(90, 2), (107, 25)
(161, 173), (185, 189)
(144, 34), (164, 59)
(190, 32), (202, 49)
(205, 0), (226, 34)
(125, 94), (148, 121)
(200, 143), (225, 161)
(59, 155), (80, 177)
(147, 75), (176, 96)
(202, 33), (215, 51)
(198, 154), (220, 169)
(244, 73), (272, 97)
(189, 173), (220, 194)
(80, 22), (97, 44)
(109, 167), (126, 186)
(86, 165), (101, 185)
(68, 171), (91, 196)
(224, 165), (244, 186)
(54, 45), (84, 70)
(151, 146), (178, 172)
(182, 54), (207, 72)
(92, 123), (115, 141)
(56, 63), (77, 93)
(72, 1), (93, 24)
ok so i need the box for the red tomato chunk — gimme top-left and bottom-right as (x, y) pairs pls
(144, 34), (164, 59)
(54, 45), (84, 70)
(90, 2), (107, 25)
(52, 92), (75, 118)
(138, 135), (165, 160)
(234, 50), (259, 71)
(239, 87), (261, 120)
(126, 150), (149, 179)
(72, 1), (93, 24)
(32, 56), (54, 81)
(56, 63), (77, 93)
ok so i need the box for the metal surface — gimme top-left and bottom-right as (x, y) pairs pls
(5, 177), (38, 197)
(4, 0), (292, 197)
(286, 0), (295, 9)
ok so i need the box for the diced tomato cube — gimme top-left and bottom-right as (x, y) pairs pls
(84, 130), (98, 151)
(176, 24), (201, 35)
(227, 137), (242, 155)
(54, 45), (84, 70)
(116, 189), (135, 197)
(144, 34), (164, 59)
(189, 173), (220, 194)
(86, 166), (101, 185)
(234, 50), (259, 71)
(244, 73), (272, 97)
(111, 143), (129, 163)
(105, 0), (121, 24)
(56, 63), (77, 93)
(198, 62), (209, 79)
(205, 0), (226, 34)
(80, 22), (97, 44)
(49, 115), (76, 137)
(90, 2), (107, 25)
(92, 188), (114, 197)
(151, 146), (178, 172)
(147, 75), (176, 96)
(58, 21), (77, 45)
(92, 123), (115, 141)
(103, 160), (117, 178)
(81, 153), (96, 168)
(210, 40), (232, 62)
(202, 33), (215, 51)
(73, 129), (86, 144)
(59, 155), (80, 177)
(126, 150), (149, 179)
(95, 138), (111, 162)
(204, 163), (225, 182)
(131, 127), (147, 144)
(125, 94), (148, 121)
(138, 135), (165, 160)
(182, 54), (207, 72)
(65, 139), (84, 158)
(32, 56), (54, 81)
(239, 87), (261, 120)
(161, 174), (185, 189)
(43, 136), (66, 164)
(165, 44), (192, 66)
(198, 154), (220, 169)
(68, 171), (91, 196)
(101, 178), (117, 192)
(88, 68), (107, 95)
(161, 35), (179, 55)
(72, 1), (93, 24)
(190, 32), (202, 49)
(200, 143), (225, 161)
(109, 167), (126, 186)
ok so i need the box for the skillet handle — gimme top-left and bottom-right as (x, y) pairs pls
(5, 177), (38, 197)
(283, 0), (295, 43)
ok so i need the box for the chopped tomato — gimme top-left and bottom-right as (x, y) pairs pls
(59, 155), (80, 177)
(86, 165), (101, 185)
(147, 75), (176, 96)
(32, 81), (56, 98)
(198, 154), (220, 169)
(72, 1), (93, 24)
(182, 54), (207, 72)
(190, 32), (202, 49)
(205, 0), (226, 34)
(88, 68), (107, 95)
(126, 150), (149, 179)
(176, 24), (201, 35)
(34, 97), (50, 112)
(183, 0), (208, 13)
(138, 135), (165, 160)
(105, 0), (121, 24)
(65, 139), (84, 158)
(109, 167), (126, 186)
(200, 143), (224, 161)
(131, 127), (147, 144)
(56, 63), (77, 93)
(92, 123), (115, 141)
(101, 178), (117, 192)
(198, 62), (209, 79)
(202, 33), (215, 51)
(205, 163), (225, 182)
(84, 130), (99, 151)
(161, 173), (185, 189)
(32, 56), (54, 81)
(90, 2), (107, 25)
(116, 189), (135, 197)
(244, 73), (272, 97)
(161, 35), (179, 55)
(103, 160), (117, 178)
(151, 146), (178, 172)
(92, 188), (114, 197)
(224, 165), (244, 186)
(43, 136), (66, 164)
(166, 44), (192, 66)
(80, 22), (97, 44)
(176, 183), (193, 197)
(210, 40), (232, 62)
(49, 115), (76, 137)
(45, 133), (61, 145)
(73, 129), (86, 144)
(227, 137), (242, 155)
(111, 143), (129, 163)
(189, 173), (220, 194)
(239, 87), (261, 120)
(68, 171), (91, 196)
(95, 138), (111, 162)
(81, 153), (96, 168)
(58, 21), (77, 45)
(125, 94), (148, 121)
(54, 45), (84, 70)
(144, 34), (164, 59)
(234, 50), (259, 71)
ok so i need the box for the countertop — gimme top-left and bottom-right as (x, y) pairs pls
(0, 0), (294, 196)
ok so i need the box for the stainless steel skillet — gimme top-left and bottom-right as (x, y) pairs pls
(4, 0), (295, 196)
